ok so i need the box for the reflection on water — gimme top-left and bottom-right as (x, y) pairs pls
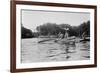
(21, 38), (90, 63)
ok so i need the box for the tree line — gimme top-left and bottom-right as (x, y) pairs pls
(21, 21), (90, 38)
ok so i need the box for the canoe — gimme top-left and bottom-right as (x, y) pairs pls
(54, 38), (75, 45)
(38, 36), (76, 43)
(80, 38), (90, 42)
(38, 38), (55, 43)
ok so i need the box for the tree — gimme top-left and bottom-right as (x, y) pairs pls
(36, 23), (61, 35)
(78, 21), (90, 37)
(21, 25), (33, 38)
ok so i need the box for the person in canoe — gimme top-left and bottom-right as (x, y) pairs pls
(58, 32), (64, 39)
(58, 28), (69, 40)
(57, 28), (76, 45)
(63, 28), (69, 39)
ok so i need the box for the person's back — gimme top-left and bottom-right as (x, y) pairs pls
(58, 32), (64, 39)
(59, 33), (64, 39)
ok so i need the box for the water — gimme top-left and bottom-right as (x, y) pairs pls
(21, 38), (90, 63)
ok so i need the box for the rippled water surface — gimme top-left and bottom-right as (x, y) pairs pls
(21, 38), (90, 63)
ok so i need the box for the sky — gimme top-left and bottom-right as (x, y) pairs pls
(22, 10), (90, 32)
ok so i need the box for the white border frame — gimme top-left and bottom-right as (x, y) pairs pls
(16, 4), (95, 69)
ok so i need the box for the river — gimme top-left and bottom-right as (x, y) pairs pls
(21, 38), (90, 63)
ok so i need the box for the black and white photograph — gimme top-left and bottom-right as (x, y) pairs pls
(10, 1), (97, 72)
(21, 9), (91, 63)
